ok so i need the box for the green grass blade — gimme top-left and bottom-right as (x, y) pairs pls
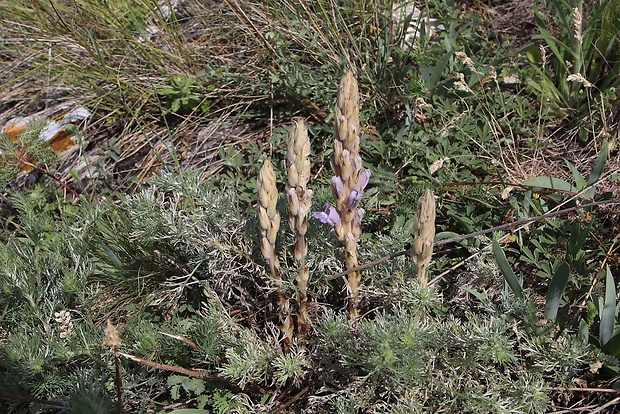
(586, 140), (608, 198)
(426, 51), (453, 93)
(99, 241), (124, 269)
(492, 239), (524, 300)
(578, 318), (589, 342)
(600, 266), (616, 350)
(544, 261), (570, 321)
(566, 221), (590, 261)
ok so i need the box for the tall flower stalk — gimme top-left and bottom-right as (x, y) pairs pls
(410, 189), (436, 288)
(258, 158), (293, 346)
(314, 68), (371, 320)
(286, 119), (313, 337)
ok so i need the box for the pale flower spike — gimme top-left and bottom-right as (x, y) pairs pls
(410, 189), (436, 288)
(286, 118), (313, 338)
(258, 158), (294, 346)
(323, 67), (366, 320)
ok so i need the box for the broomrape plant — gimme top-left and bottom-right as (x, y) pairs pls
(286, 119), (313, 337)
(313, 68), (371, 320)
(410, 188), (436, 288)
(257, 158), (294, 345)
(260, 69), (439, 338)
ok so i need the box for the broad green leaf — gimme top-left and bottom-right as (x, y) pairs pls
(526, 44), (543, 63)
(168, 410), (210, 414)
(492, 239), (524, 300)
(427, 51), (453, 92)
(544, 261), (570, 321)
(607, 331), (620, 357)
(435, 231), (461, 240)
(565, 160), (586, 191)
(586, 140), (608, 198)
(522, 176), (577, 193)
(600, 266), (617, 350)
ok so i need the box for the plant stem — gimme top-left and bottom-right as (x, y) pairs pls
(113, 346), (123, 414)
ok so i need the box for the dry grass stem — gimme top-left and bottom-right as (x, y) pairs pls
(411, 189), (436, 288)
(286, 118), (313, 336)
(258, 158), (293, 345)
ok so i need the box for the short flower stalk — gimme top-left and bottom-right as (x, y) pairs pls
(314, 68), (371, 320)
(410, 189), (436, 288)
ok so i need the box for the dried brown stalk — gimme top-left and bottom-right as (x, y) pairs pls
(101, 320), (123, 414)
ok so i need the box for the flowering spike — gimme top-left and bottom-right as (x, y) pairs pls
(258, 158), (293, 346)
(286, 118), (313, 337)
(410, 189), (436, 288)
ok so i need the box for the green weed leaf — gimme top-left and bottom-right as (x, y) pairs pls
(600, 266), (617, 351)
(586, 140), (608, 198)
(565, 160), (586, 191)
(492, 239), (524, 300)
(566, 221), (590, 261)
(544, 261), (570, 321)
(522, 177), (577, 193)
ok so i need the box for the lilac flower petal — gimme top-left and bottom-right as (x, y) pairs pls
(324, 203), (341, 225)
(346, 189), (362, 208)
(353, 208), (365, 227)
(331, 176), (345, 199)
(355, 169), (371, 193)
(313, 211), (330, 224)
(313, 203), (340, 226)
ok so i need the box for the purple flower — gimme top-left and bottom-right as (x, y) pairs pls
(346, 189), (362, 208)
(331, 176), (345, 199)
(313, 203), (341, 227)
(346, 169), (371, 208)
(356, 169), (371, 193)
(353, 208), (365, 227)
